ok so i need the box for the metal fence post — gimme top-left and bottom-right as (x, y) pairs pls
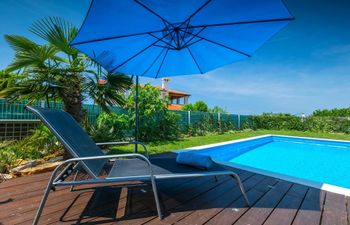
(188, 111), (191, 126)
(238, 114), (241, 130)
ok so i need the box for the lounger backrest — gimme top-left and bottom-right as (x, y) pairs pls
(26, 106), (107, 178)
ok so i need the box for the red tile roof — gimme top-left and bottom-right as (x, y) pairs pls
(139, 84), (191, 97)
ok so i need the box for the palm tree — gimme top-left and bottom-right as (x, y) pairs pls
(0, 36), (65, 107)
(0, 17), (132, 122)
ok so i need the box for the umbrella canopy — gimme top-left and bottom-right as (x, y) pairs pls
(71, 0), (294, 151)
(71, 0), (294, 78)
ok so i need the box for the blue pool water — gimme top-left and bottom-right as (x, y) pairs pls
(195, 136), (350, 189)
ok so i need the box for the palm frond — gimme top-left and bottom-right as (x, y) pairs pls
(4, 35), (38, 53)
(106, 73), (133, 90)
(86, 71), (132, 112)
(29, 17), (78, 56)
(6, 44), (60, 71)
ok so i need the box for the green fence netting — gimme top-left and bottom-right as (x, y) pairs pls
(0, 99), (248, 127)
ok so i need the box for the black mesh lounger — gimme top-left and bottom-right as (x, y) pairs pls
(27, 106), (250, 225)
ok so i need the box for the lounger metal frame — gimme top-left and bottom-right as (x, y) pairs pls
(33, 142), (159, 225)
(28, 106), (250, 225)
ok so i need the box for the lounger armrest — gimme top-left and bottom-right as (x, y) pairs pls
(51, 153), (154, 185)
(96, 141), (149, 158)
(60, 153), (151, 166)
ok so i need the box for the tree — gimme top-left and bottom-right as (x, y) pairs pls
(209, 106), (227, 113)
(182, 103), (194, 111)
(0, 17), (132, 122)
(193, 100), (208, 112)
(126, 83), (181, 141)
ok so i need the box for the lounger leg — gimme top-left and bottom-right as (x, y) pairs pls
(70, 170), (79, 192)
(231, 174), (250, 206)
(150, 176), (162, 219)
(33, 176), (55, 225)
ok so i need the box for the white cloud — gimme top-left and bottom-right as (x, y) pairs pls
(313, 44), (350, 57)
(142, 61), (350, 114)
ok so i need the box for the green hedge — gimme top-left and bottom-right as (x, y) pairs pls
(248, 113), (350, 133)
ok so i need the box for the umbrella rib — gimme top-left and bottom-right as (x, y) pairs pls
(70, 29), (166, 46)
(201, 36), (251, 57)
(155, 48), (169, 78)
(184, 0), (212, 24)
(110, 35), (170, 73)
(185, 38), (204, 48)
(189, 17), (295, 29)
(187, 47), (203, 74)
(142, 47), (167, 76)
(181, 29), (251, 57)
(182, 26), (207, 48)
(134, 0), (174, 28)
(180, 21), (190, 46)
(148, 33), (177, 49)
(153, 44), (177, 50)
(161, 20), (178, 49)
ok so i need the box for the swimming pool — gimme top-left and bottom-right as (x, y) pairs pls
(181, 135), (350, 196)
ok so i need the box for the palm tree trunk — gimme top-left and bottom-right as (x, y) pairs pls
(62, 76), (84, 123)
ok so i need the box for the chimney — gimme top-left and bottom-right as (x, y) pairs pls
(161, 77), (170, 90)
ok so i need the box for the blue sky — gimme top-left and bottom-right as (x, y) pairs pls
(1, 0), (350, 115)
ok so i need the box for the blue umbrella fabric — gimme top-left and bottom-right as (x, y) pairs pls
(71, 0), (294, 78)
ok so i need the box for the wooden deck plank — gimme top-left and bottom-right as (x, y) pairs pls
(204, 176), (279, 225)
(92, 174), (249, 225)
(263, 184), (308, 225)
(1, 180), (146, 221)
(10, 177), (205, 225)
(141, 172), (254, 225)
(321, 192), (347, 225)
(347, 196), (350, 225)
(43, 172), (243, 225)
(0, 172), (50, 189)
(233, 180), (293, 225)
(2, 189), (95, 224)
(173, 174), (266, 225)
(0, 168), (348, 225)
(292, 188), (326, 225)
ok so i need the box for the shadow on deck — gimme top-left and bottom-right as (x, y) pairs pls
(0, 165), (348, 225)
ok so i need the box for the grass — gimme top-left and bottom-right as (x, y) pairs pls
(110, 129), (350, 155)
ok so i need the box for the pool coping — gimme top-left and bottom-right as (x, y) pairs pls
(173, 134), (350, 196)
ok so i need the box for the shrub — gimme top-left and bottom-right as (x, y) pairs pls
(182, 103), (194, 111)
(250, 113), (306, 131)
(126, 83), (182, 141)
(0, 141), (18, 173)
(247, 113), (350, 133)
(218, 120), (237, 134)
(312, 108), (350, 117)
(0, 124), (64, 173)
(24, 124), (63, 156)
(89, 112), (131, 142)
(185, 113), (237, 136)
(186, 114), (214, 136)
(305, 116), (350, 133)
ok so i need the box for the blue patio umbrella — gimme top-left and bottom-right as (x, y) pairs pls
(70, 0), (294, 149)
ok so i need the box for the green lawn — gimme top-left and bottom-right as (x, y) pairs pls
(110, 129), (350, 155)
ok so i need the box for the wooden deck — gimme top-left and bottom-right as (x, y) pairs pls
(0, 166), (349, 225)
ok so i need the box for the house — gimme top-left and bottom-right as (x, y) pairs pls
(143, 78), (190, 111)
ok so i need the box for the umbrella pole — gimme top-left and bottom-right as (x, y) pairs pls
(135, 75), (139, 153)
